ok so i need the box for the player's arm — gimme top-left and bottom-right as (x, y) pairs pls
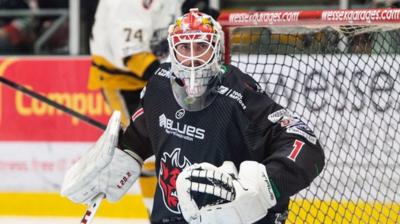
(118, 104), (154, 162)
(243, 78), (325, 204)
(123, 52), (160, 81)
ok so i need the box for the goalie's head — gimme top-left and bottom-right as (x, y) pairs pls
(168, 8), (224, 110)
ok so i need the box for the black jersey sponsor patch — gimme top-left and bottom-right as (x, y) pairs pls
(155, 67), (172, 78)
(216, 85), (246, 110)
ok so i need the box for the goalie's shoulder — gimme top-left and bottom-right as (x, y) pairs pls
(153, 63), (172, 80)
(140, 62), (171, 99)
(216, 64), (267, 111)
(145, 62), (171, 86)
(221, 64), (264, 94)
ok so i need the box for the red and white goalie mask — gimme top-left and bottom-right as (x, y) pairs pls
(168, 8), (224, 109)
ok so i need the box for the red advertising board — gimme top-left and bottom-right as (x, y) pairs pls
(0, 57), (111, 141)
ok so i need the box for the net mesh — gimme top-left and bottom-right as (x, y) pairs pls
(226, 24), (400, 223)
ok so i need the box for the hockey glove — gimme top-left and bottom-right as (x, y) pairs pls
(176, 161), (277, 224)
(61, 111), (142, 205)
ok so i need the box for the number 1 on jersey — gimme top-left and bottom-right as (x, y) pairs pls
(288, 139), (305, 162)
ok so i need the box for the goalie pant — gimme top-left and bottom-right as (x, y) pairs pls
(118, 63), (325, 224)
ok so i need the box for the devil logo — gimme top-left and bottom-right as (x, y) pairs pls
(159, 148), (191, 214)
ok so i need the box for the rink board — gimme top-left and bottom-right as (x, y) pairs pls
(0, 192), (148, 218)
(0, 192), (398, 224)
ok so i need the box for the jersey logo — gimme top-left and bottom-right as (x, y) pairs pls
(155, 67), (172, 78)
(175, 109), (185, 119)
(159, 114), (205, 141)
(268, 109), (317, 144)
(142, 0), (153, 9)
(216, 85), (247, 110)
(159, 148), (192, 214)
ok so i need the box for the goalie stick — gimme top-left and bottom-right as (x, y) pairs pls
(80, 193), (104, 224)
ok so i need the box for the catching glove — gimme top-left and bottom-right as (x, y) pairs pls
(176, 161), (277, 224)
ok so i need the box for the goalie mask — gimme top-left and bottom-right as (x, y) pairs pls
(168, 8), (224, 111)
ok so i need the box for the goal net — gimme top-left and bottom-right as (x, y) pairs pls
(219, 8), (400, 224)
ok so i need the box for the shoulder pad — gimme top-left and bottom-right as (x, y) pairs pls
(224, 64), (265, 94)
(244, 80), (265, 94)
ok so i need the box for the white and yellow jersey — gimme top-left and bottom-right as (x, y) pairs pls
(88, 0), (183, 91)
(91, 0), (182, 69)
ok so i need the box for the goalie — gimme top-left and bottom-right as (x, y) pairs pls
(62, 8), (325, 224)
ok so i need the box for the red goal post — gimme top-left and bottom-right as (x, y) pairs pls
(218, 8), (400, 224)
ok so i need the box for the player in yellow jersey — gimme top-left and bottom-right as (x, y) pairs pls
(89, 0), (183, 128)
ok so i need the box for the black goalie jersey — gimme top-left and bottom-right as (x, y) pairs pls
(119, 63), (325, 224)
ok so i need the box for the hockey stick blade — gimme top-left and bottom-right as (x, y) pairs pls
(80, 193), (104, 224)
